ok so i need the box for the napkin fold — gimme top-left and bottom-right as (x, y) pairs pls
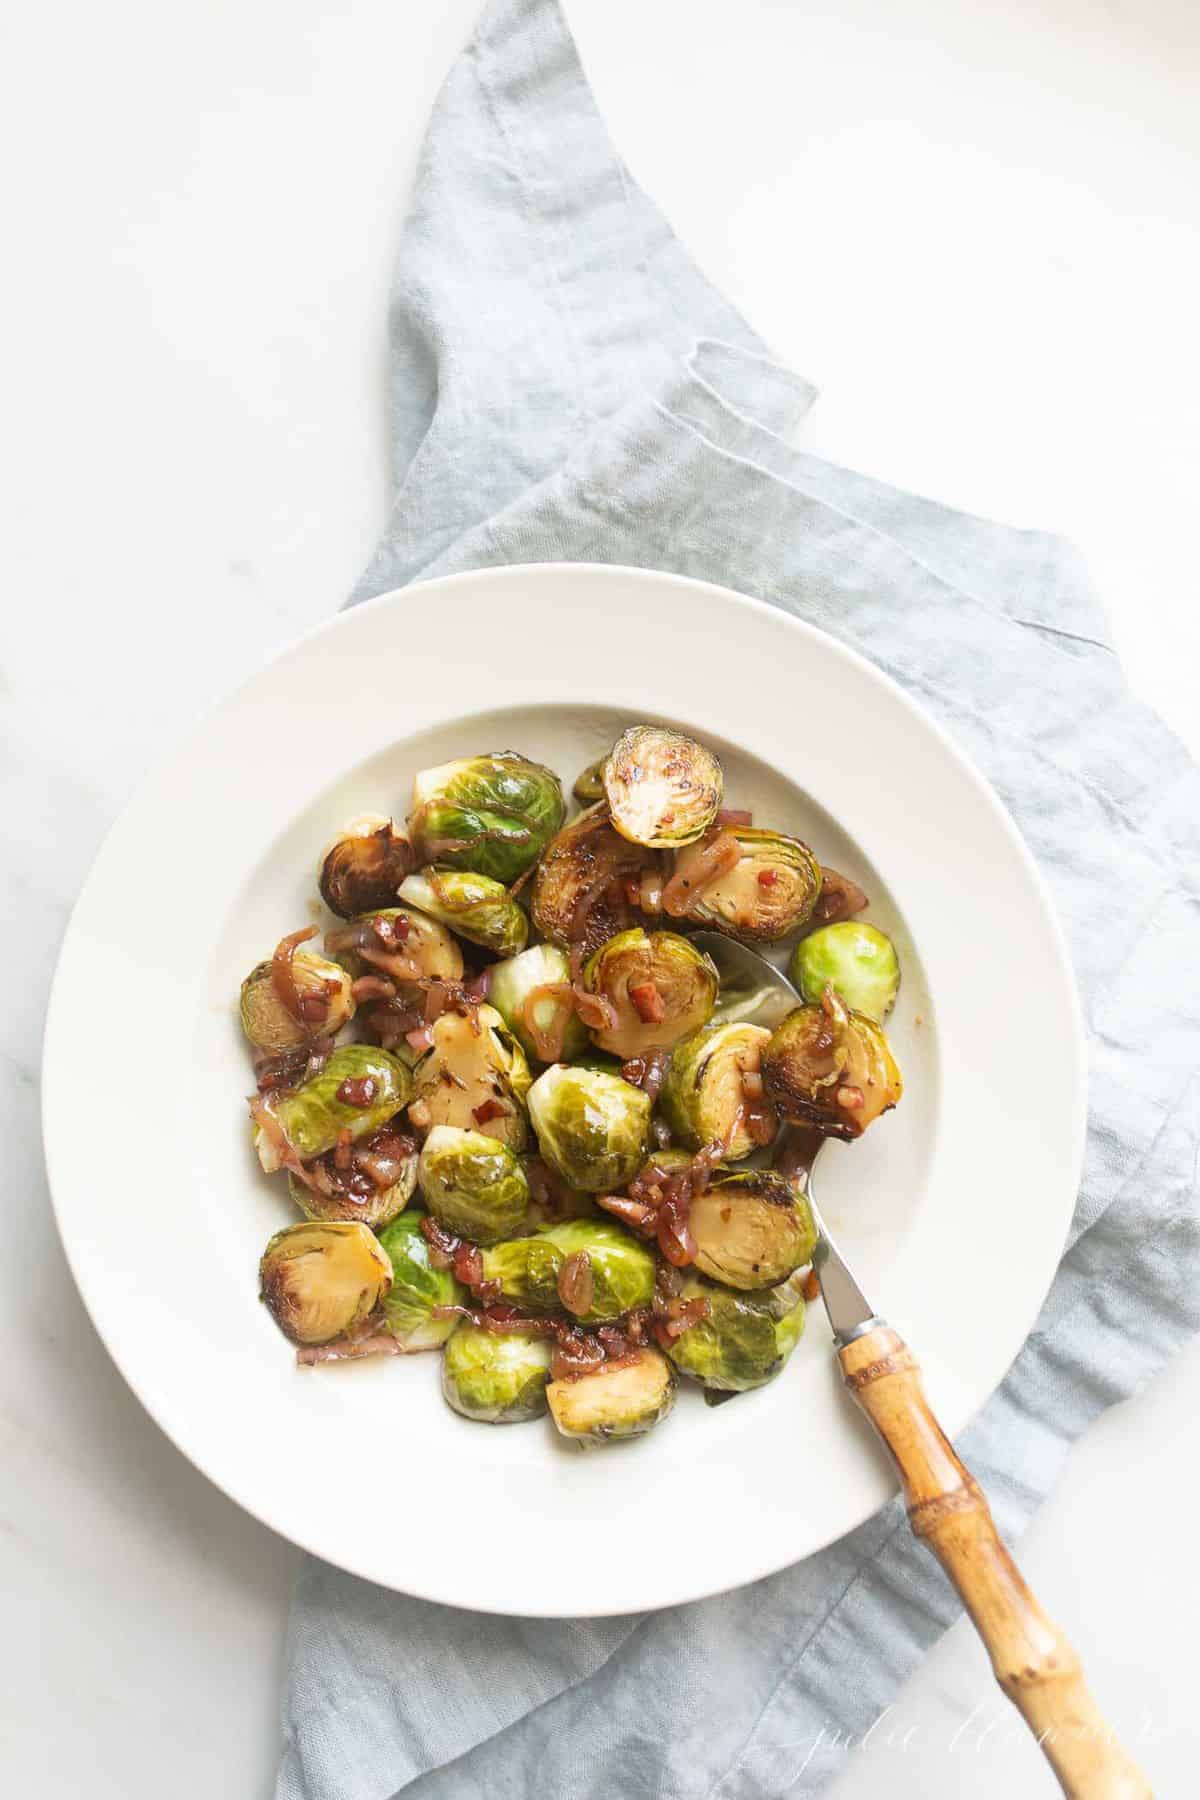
(277, 3), (1200, 1795)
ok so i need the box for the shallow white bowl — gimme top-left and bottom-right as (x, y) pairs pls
(42, 564), (1085, 1617)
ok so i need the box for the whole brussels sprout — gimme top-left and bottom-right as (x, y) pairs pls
(259, 1220), (392, 1345)
(318, 815), (412, 918)
(324, 905), (464, 986)
(547, 1347), (676, 1445)
(668, 826), (822, 943)
(409, 1004), (531, 1151)
(240, 948), (355, 1053)
(604, 725), (722, 848)
(530, 805), (645, 955)
(761, 989), (902, 1139)
(480, 1219), (656, 1323)
(688, 1168), (817, 1289)
(527, 1063), (650, 1193)
(254, 1044), (411, 1170)
(788, 921), (900, 1023)
(571, 755), (608, 806)
(408, 752), (565, 884)
(417, 1124), (531, 1244)
(397, 867), (529, 958)
(582, 928), (718, 1058)
(442, 1322), (552, 1424)
(488, 943), (589, 1063)
(659, 1020), (775, 1160)
(377, 1210), (465, 1350)
(287, 1123), (418, 1228)
(665, 1271), (806, 1392)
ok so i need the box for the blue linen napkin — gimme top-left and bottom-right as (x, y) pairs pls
(277, 2), (1200, 1795)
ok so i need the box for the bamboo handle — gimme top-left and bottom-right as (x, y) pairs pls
(840, 1325), (1152, 1798)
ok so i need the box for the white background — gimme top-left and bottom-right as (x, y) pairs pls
(2, 1), (1197, 1794)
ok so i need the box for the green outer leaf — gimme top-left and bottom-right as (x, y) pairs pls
(376, 1210), (464, 1350)
(441, 1322), (552, 1423)
(481, 1218), (655, 1323)
(665, 1275), (806, 1391)
(788, 921), (901, 1022)
(417, 1125), (531, 1245)
(526, 1063), (651, 1193)
(409, 753), (565, 883)
(398, 868), (529, 957)
(272, 1045), (411, 1161)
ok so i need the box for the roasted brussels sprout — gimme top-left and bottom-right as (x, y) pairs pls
(409, 1004), (531, 1151)
(760, 988), (902, 1139)
(318, 815), (412, 918)
(480, 1218), (656, 1322)
(667, 827), (822, 943)
(397, 867), (528, 957)
(259, 1220), (392, 1345)
(526, 1063), (651, 1192)
(547, 1347), (676, 1444)
(664, 1271), (806, 1392)
(582, 928), (718, 1058)
(571, 755), (608, 806)
(324, 905), (464, 986)
(377, 1210), (465, 1350)
(489, 943), (589, 1064)
(287, 1123), (418, 1228)
(254, 1044), (411, 1170)
(688, 1168), (817, 1289)
(604, 726), (722, 848)
(442, 1322), (552, 1423)
(240, 944), (355, 1054)
(417, 1124), (531, 1244)
(530, 805), (647, 954)
(659, 1020), (776, 1160)
(789, 921), (900, 1022)
(408, 752), (565, 884)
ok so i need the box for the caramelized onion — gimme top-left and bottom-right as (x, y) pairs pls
(557, 1251), (595, 1318)
(638, 867), (664, 914)
(270, 926), (321, 1024)
(661, 829), (742, 917)
(518, 982), (576, 1062)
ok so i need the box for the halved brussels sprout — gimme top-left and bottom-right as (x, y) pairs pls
(547, 1347), (676, 1445)
(239, 949), (355, 1054)
(397, 867), (528, 957)
(377, 1210), (465, 1350)
(259, 1220), (392, 1345)
(480, 1218), (656, 1322)
(324, 906), (464, 986)
(318, 815), (412, 918)
(442, 1322), (552, 1423)
(408, 752), (565, 884)
(254, 1045), (411, 1169)
(488, 943), (589, 1064)
(670, 827), (822, 943)
(530, 805), (646, 954)
(417, 1124), (531, 1244)
(571, 755), (608, 806)
(604, 726), (722, 848)
(526, 1063), (650, 1193)
(665, 1271), (806, 1392)
(788, 921), (900, 1023)
(409, 1004), (531, 1151)
(582, 928), (718, 1058)
(760, 989), (902, 1139)
(659, 1021), (775, 1160)
(287, 1123), (418, 1228)
(688, 1168), (817, 1289)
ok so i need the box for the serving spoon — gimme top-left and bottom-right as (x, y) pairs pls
(692, 932), (1151, 1800)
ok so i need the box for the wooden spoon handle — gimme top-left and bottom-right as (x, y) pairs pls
(840, 1324), (1152, 1798)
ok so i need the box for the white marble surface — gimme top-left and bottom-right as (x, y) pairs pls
(3, 1), (1198, 1793)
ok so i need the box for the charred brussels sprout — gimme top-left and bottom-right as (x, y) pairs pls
(665, 1272), (806, 1392)
(417, 1124), (531, 1244)
(239, 950), (355, 1054)
(408, 752), (565, 884)
(254, 1045), (411, 1170)
(480, 1218), (656, 1322)
(789, 921), (900, 1023)
(324, 905), (464, 986)
(604, 725), (722, 848)
(660, 1021), (775, 1160)
(689, 1168), (817, 1289)
(442, 1323), (552, 1423)
(547, 1347), (676, 1445)
(761, 988), (902, 1139)
(318, 815), (412, 918)
(583, 928), (718, 1058)
(377, 1210), (464, 1350)
(397, 867), (528, 957)
(527, 1064), (650, 1193)
(409, 1004), (531, 1151)
(488, 943), (589, 1064)
(571, 755), (608, 806)
(287, 1126), (418, 1228)
(530, 805), (645, 955)
(259, 1220), (392, 1345)
(671, 827), (822, 943)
